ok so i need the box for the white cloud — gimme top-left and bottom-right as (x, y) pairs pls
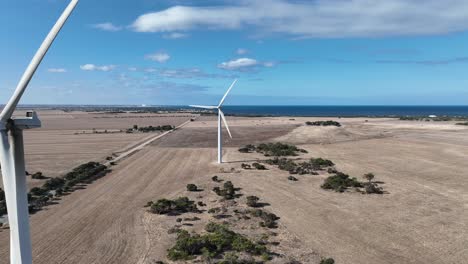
(128, 67), (137, 71)
(236, 48), (248, 55)
(263, 61), (275, 67)
(48, 68), (67, 73)
(162, 32), (189, 39)
(218, 58), (259, 70)
(92, 22), (123, 32)
(218, 57), (278, 71)
(145, 52), (171, 63)
(80, 64), (116, 72)
(130, 0), (468, 38)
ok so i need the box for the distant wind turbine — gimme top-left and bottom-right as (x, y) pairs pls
(190, 79), (237, 164)
(0, 1), (78, 263)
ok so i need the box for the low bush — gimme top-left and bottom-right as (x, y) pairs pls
(306, 121), (341, 127)
(167, 223), (267, 261)
(287, 176), (298, 181)
(43, 177), (65, 191)
(249, 209), (279, 228)
(0, 188), (6, 215)
(256, 143), (307, 157)
(267, 157), (330, 175)
(320, 258), (335, 264)
(310, 158), (334, 168)
(31, 172), (47, 180)
(266, 158), (296, 171)
(133, 125), (174, 133)
(456, 122), (468, 126)
(246, 196), (260, 207)
(238, 144), (256, 153)
(241, 163), (252, 169)
(186, 184), (198, 192)
(211, 176), (222, 182)
(30, 187), (48, 196)
(64, 162), (109, 185)
(213, 181), (237, 200)
(149, 197), (199, 215)
(363, 182), (384, 194)
(321, 172), (362, 192)
(252, 163), (267, 170)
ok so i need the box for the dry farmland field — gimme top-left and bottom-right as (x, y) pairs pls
(2, 110), (196, 184)
(1, 111), (468, 263)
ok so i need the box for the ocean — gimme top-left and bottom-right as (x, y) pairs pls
(14, 105), (468, 117)
(218, 106), (468, 117)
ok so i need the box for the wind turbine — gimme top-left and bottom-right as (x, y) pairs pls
(190, 79), (237, 164)
(0, 1), (78, 263)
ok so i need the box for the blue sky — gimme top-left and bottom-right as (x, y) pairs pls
(2, 0), (468, 106)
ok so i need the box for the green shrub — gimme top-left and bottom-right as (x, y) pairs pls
(364, 182), (384, 194)
(249, 209), (279, 228)
(287, 176), (298, 181)
(268, 157), (328, 175)
(321, 172), (362, 192)
(252, 163), (267, 170)
(0, 188), (6, 215)
(238, 144), (256, 153)
(134, 125), (174, 133)
(310, 158), (334, 168)
(63, 162), (109, 186)
(246, 196), (260, 207)
(30, 187), (48, 196)
(43, 177), (65, 191)
(186, 184), (198, 192)
(320, 258), (335, 264)
(256, 143), (305, 156)
(150, 197), (199, 215)
(213, 181), (237, 200)
(364, 173), (375, 183)
(241, 163), (252, 169)
(306, 121), (341, 127)
(0, 202), (6, 216)
(167, 223), (267, 261)
(31, 172), (47, 180)
(212, 176), (222, 182)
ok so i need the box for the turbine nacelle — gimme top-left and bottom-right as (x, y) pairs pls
(13, 111), (42, 130)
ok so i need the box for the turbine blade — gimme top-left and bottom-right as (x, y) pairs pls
(189, 105), (218, 109)
(0, 0), (79, 123)
(218, 79), (237, 107)
(219, 110), (232, 139)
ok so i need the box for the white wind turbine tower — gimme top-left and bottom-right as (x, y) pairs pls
(0, 1), (78, 263)
(190, 79), (237, 164)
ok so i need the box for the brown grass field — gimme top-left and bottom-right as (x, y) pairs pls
(1, 111), (468, 263)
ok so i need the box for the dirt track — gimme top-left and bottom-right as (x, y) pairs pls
(1, 115), (468, 263)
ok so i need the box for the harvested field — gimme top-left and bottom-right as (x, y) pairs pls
(1, 114), (467, 263)
(3, 110), (195, 186)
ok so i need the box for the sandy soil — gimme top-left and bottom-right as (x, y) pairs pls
(1, 115), (468, 263)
